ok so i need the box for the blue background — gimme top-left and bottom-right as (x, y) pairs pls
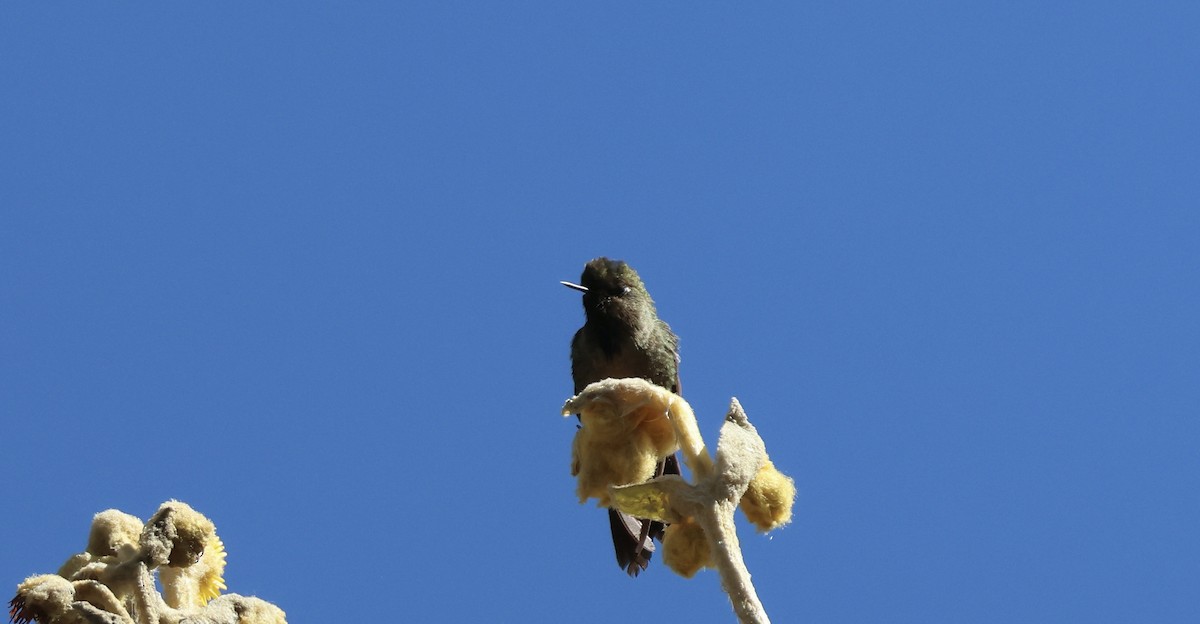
(3, 3), (1197, 622)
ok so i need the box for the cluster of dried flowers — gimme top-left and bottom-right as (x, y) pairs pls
(564, 378), (796, 624)
(10, 501), (285, 624)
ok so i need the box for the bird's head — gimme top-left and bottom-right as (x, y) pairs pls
(563, 257), (656, 324)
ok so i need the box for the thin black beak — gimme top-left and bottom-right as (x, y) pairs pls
(560, 280), (588, 293)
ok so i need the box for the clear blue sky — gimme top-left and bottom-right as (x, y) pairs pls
(2, 3), (1197, 622)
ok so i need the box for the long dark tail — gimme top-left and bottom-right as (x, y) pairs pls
(609, 454), (681, 576)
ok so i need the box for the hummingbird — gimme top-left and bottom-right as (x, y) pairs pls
(564, 257), (682, 576)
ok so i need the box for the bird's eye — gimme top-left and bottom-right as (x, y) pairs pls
(619, 286), (631, 296)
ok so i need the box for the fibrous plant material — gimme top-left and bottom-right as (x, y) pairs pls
(563, 378), (681, 506)
(739, 460), (796, 533)
(9, 501), (285, 624)
(56, 510), (144, 583)
(563, 378), (796, 624)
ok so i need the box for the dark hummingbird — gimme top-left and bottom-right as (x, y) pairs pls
(564, 257), (682, 576)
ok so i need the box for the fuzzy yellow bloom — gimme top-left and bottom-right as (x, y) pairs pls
(662, 517), (712, 578)
(563, 378), (679, 506)
(739, 459), (796, 532)
(197, 534), (229, 604)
